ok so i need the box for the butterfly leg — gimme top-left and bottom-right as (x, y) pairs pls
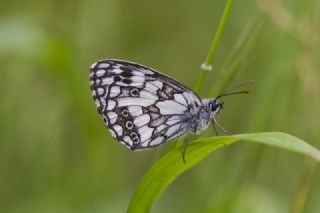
(211, 119), (219, 136)
(211, 117), (232, 135)
(182, 133), (189, 164)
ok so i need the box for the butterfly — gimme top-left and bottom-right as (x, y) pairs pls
(89, 59), (247, 162)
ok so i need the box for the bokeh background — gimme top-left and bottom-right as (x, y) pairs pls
(1, 0), (319, 212)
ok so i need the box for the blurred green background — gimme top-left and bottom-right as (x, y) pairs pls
(1, 0), (319, 212)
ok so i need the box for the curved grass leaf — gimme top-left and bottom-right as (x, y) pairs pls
(127, 132), (320, 213)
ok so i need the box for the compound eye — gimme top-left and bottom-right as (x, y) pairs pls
(211, 102), (217, 111)
(211, 101), (222, 114)
(211, 103), (215, 110)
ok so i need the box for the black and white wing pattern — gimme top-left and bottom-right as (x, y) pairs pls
(90, 59), (202, 150)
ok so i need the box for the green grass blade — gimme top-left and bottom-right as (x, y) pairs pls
(201, 0), (233, 70)
(194, 0), (233, 94)
(127, 132), (320, 213)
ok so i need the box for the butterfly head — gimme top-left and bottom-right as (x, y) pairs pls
(207, 89), (249, 118)
(209, 99), (224, 117)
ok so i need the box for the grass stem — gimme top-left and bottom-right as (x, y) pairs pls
(194, 0), (233, 94)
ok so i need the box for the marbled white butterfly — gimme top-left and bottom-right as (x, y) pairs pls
(89, 59), (245, 162)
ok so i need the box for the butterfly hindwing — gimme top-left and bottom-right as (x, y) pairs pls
(90, 59), (201, 150)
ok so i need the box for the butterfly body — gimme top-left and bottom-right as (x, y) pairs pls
(90, 59), (223, 151)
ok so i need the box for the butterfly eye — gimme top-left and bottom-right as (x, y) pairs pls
(121, 109), (129, 117)
(130, 132), (140, 143)
(125, 121), (134, 130)
(210, 101), (218, 111)
(132, 138), (139, 143)
(130, 132), (137, 138)
(130, 88), (139, 96)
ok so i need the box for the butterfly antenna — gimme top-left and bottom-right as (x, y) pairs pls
(216, 80), (255, 99)
(216, 90), (249, 99)
(224, 80), (255, 94)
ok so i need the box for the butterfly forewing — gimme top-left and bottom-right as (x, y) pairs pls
(90, 59), (201, 150)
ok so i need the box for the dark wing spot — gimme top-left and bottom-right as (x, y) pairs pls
(122, 79), (132, 84)
(120, 68), (133, 77)
(148, 105), (159, 113)
(114, 76), (121, 82)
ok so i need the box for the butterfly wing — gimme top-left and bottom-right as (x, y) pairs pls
(90, 59), (201, 150)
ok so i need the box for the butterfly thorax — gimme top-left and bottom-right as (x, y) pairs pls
(189, 99), (223, 134)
